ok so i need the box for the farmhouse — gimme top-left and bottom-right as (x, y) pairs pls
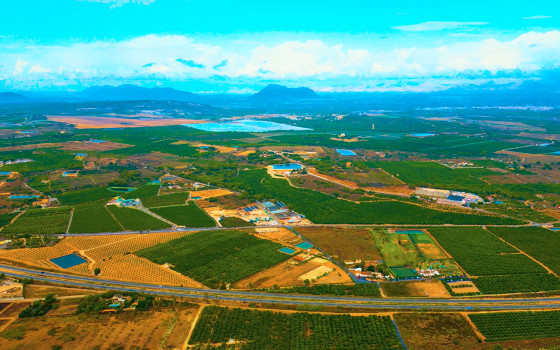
(108, 196), (141, 207)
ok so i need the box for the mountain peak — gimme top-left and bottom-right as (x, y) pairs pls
(251, 84), (318, 100)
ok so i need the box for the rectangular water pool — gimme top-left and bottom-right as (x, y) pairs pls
(295, 242), (313, 249)
(336, 149), (357, 156)
(279, 247), (296, 254)
(394, 230), (425, 235)
(272, 163), (302, 170)
(50, 254), (88, 269)
(185, 119), (311, 132)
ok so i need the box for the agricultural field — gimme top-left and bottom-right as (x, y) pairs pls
(428, 227), (560, 294)
(68, 203), (123, 233)
(150, 202), (216, 227)
(262, 283), (381, 296)
(487, 226), (560, 275)
(294, 226), (382, 263)
(123, 183), (160, 199)
(228, 169), (520, 225)
(428, 227), (545, 276)
(0, 303), (200, 350)
(140, 191), (190, 208)
(219, 216), (254, 227)
(106, 206), (170, 231)
(394, 313), (481, 350)
(136, 230), (291, 288)
(57, 187), (116, 206)
(469, 310), (560, 342)
(3, 207), (72, 234)
(234, 257), (352, 289)
(189, 306), (404, 349)
(371, 229), (422, 267)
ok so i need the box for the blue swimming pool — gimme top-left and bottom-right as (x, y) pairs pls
(50, 254), (88, 269)
(336, 149), (357, 156)
(408, 133), (436, 137)
(9, 195), (39, 199)
(279, 247), (296, 254)
(295, 242), (313, 249)
(185, 119), (311, 132)
(394, 230), (425, 235)
(272, 163), (302, 170)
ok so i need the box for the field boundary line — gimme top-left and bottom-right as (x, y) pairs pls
(65, 208), (74, 234)
(483, 227), (560, 278)
(105, 204), (126, 231)
(183, 304), (205, 350)
(462, 312), (486, 342)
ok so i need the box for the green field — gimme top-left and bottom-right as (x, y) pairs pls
(57, 187), (116, 206)
(189, 306), (403, 349)
(3, 207), (72, 234)
(428, 227), (546, 276)
(487, 226), (560, 275)
(224, 169), (521, 225)
(123, 183), (160, 199)
(150, 202), (216, 227)
(263, 283), (381, 297)
(371, 229), (422, 267)
(68, 203), (123, 233)
(469, 310), (560, 342)
(136, 230), (290, 287)
(140, 192), (190, 208)
(219, 216), (254, 228)
(473, 274), (560, 294)
(106, 206), (170, 231)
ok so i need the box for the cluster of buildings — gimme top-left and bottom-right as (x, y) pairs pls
(415, 187), (484, 207)
(107, 196), (141, 207)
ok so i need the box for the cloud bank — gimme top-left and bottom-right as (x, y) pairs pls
(1, 30), (559, 92)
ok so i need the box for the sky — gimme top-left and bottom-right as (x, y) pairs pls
(0, 0), (559, 93)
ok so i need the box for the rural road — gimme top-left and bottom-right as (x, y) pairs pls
(2, 264), (560, 311)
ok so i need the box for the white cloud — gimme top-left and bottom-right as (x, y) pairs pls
(81, 0), (155, 9)
(28, 64), (52, 73)
(393, 21), (488, 32)
(523, 15), (552, 20)
(12, 60), (28, 75)
(1, 31), (559, 92)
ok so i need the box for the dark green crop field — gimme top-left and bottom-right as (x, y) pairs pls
(150, 202), (216, 227)
(469, 311), (560, 342)
(106, 206), (170, 231)
(189, 306), (403, 350)
(226, 169), (521, 225)
(3, 207), (72, 234)
(68, 203), (123, 233)
(487, 226), (560, 275)
(136, 230), (290, 287)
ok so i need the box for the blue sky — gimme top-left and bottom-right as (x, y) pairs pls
(1, 0), (559, 92)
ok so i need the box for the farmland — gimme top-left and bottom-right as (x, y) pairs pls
(294, 226), (382, 263)
(394, 313), (481, 350)
(106, 206), (170, 231)
(227, 169), (521, 225)
(428, 227), (560, 294)
(189, 306), (403, 349)
(141, 191), (190, 208)
(3, 207), (71, 234)
(0, 303), (200, 350)
(68, 203), (123, 233)
(136, 230), (291, 288)
(150, 201), (216, 227)
(469, 310), (560, 342)
(487, 226), (560, 275)
(428, 227), (546, 276)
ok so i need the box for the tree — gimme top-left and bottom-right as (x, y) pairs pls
(94, 268), (101, 276)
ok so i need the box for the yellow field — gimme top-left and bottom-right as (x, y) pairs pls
(190, 188), (234, 199)
(0, 232), (204, 287)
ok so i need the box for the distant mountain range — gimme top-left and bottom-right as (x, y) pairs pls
(0, 92), (29, 104)
(250, 84), (318, 100)
(80, 84), (197, 101)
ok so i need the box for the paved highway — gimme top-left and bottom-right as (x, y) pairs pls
(2, 264), (560, 310)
